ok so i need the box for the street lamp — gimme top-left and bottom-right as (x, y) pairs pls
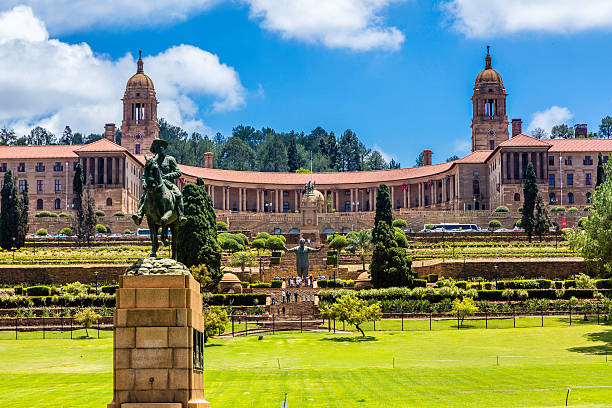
(94, 271), (99, 293)
(494, 265), (498, 286)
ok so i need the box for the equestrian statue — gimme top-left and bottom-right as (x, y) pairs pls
(132, 138), (187, 259)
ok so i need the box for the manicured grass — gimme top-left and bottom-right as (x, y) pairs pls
(1, 325), (611, 407)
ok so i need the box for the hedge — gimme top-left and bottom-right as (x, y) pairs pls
(205, 293), (267, 306)
(0, 294), (116, 308)
(101, 285), (119, 294)
(317, 280), (355, 288)
(455, 281), (467, 290)
(271, 251), (283, 258)
(95, 210), (106, 217)
(488, 220), (502, 229)
(595, 279), (612, 289)
(34, 211), (58, 218)
(411, 279), (427, 288)
(25, 286), (52, 296)
(250, 282), (272, 288)
(270, 257), (281, 265)
(496, 279), (552, 290)
(494, 206), (509, 212)
(426, 274), (438, 283)
(113, 211), (125, 217)
(477, 289), (608, 301)
(271, 280), (283, 288)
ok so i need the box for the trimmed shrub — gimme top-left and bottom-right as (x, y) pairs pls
(577, 217), (588, 228)
(59, 212), (72, 218)
(59, 227), (72, 235)
(455, 281), (468, 290)
(95, 210), (106, 217)
(564, 280), (576, 288)
(554, 281), (563, 289)
(518, 206), (523, 214)
(394, 229), (408, 248)
(536, 279), (553, 289)
(392, 219), (408, 229)
(270, 257), (281, 265)
(255, 231), (270, 240)
(551, 206), (566, 212)
(271, 250), (282, 258)
(34, 211), (58, 218)
(584, 206), (593, 212)
(266, 236), (285, 251)
(101, 285), (119, 294)
(95, 224), (108, 233)
(484, 282), (492, 290)
(427, 274), (438, 283)
(515, 219), (522, 228)
(216, 221), (228, 231)
(494, 205), (509, 212)
(13, 286), (23, 295)
(123, 229), (132, 234)
(271, 280), (283, 288)
(205, 293), (267, 306)
(36, 228), (48, 236)
(113, 211), (125, 217)
(411, 279), (427, 288)
(595, 279), (612, 289)
(568, 207), (578, 212)
(488, 220), (502, 229)
(424, 223), (434, 230)
(25, 285), (51, 296)
(250, 282), (271, 288)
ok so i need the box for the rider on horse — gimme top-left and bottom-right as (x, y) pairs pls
(132, 138), (187, 226)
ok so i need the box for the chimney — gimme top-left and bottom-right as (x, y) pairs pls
(574, 123), (587, 138)
(511, 119), (522, 138)
(104, 123), (116, 143)
(423, 149), (432, 166)
(204, 151), (214, 169)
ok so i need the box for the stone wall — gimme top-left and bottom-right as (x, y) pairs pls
(413, 258), (586, 280)
(0, 264), (127, 285)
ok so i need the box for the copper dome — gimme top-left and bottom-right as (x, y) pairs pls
(126, 51), (154, 89)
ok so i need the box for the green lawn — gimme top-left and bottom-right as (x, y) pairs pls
(1, 325), (611, 407)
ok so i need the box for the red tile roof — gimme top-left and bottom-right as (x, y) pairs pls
(498, 134), (551, 147)
(74, 138), (127, 153)
(0, 144), (80, 159)
(179, 162), (455, 186)
(454, 150), (492, 163)
(548, 138), (612, 153)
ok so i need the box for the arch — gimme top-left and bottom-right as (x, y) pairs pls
(273, 227), (282, 235)
(549, 193), (556, 204)
(36, 199), (43, 210)
(586, 192), (592, 204)
(472, 179), (480, 195)
(54, 198), (61, 210)
(106, 197), (112, 206)
(288, 228), (300, 234)
(514, 193), (520, 201)
(322, 228), (335, 234)
(567, 192), (574, 204)
(341, 227), (351, 234)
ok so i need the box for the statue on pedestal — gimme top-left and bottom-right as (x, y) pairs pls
(132, 138), (186, 259)
(284, 238), (321, 278)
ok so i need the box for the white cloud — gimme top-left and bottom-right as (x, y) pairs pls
(245, 0), (406, 51)
(453, 139), (471, 154)
(0, 6), (246, 138)
(441, 0), (612, 37)
(373, 143), (394, 162)
(528, 106), (573, 133)
(2, 0), (220, 34)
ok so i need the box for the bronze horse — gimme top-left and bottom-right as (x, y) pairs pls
(142, 155), (180, 259)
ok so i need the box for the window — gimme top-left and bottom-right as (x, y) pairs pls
(472, 179), (480, 195)
(586, 173), (592, 185)
(0, 163), (6, 172)
(586, 192), (592, 204)
(36, 199), (43, 210)
(55, 180), (62, 192)
(18, 162), (25, 172)
(37, 180), (43, 192)
(565, 156), (572, 165)
(283, 202), (290, 213)
(106, 197), (112, 206)
(549, 174), (555, 186)
(135, 144), (140, 154)
(283, 191), (289, 197)
(36, 162), (44, 172)
(489, 140), (495, 150)
(54, 198), (61, 210)
(473, 171), (479, 177)
(548, 156), (554, 166)
(54, 162), (63, 171)
(567, 174), (573, 186)
(514, 193), (520, 201)
(345, 201), (351, 212)
(584, 155), (593, 165)
(549, 193), (556, 204)
(568, 192), (574, 204)
(18, 180), (25, 192)
(345, 191), (350, 196)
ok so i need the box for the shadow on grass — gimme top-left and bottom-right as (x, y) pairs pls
(319, 335), (378, 343)
(204, 343), (224, 348)
(568, 328), (612, 355)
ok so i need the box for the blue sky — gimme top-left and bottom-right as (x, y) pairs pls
(1, 1), (612, 167)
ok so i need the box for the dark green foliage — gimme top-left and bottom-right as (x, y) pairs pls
(83, 187), (97, 246)
(95, 210), (106, 217)
(521, 163), (538, 242)
(204, 293), (267, 306)
(599, 116), (612, 139)
(564, 280), (576, 288)
(455, 281), (467, 290)
(72, 163), (86, 244)
(16, 179), (28, 248)
(266, 236), (285, 250)
(271, 280), (283, 288)
(176, 180), (222, 292)
(370, 184), (413, 288)
(411, 279), (427, 288)
(392, 219), (407, 229)
(488, 220), (502, 229)
(597, 152), (605, 187)
(25, 285), (51, 296)
(0, 171), (20, 250)
(101, 285), (119, 294)
(255, 231), (270, 240)
(270, 257), (281, 265)
(287, 137), (300, 172)
(427, 274), (438, 283)
(494, 205), (509, 212)
(496, 279), (551, 289)
(394, 228), (408, 247)
(216, 221), (228, 231)
(415, 152), (424, 167)
(534, 195), (551, 241)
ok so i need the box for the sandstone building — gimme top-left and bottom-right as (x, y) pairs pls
(2, 50), (610, 224)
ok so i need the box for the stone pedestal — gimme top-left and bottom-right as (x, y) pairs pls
(107, 268), (209, 408)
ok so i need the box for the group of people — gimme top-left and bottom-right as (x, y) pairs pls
(270, 290), (300, 305)
(273, 275), (316, 288)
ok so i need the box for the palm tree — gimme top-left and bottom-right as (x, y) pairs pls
(346, 229), (373, 272)
(230, 250), (256, 282)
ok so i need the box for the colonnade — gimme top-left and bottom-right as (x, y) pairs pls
(81, 156), (125, 186)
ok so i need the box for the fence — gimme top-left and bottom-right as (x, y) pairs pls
(0, 314), (113, 340)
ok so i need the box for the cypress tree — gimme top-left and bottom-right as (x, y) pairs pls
(596, 152), (605, 187)
(83, 186), (97, 247)
(287, 137), (300, 172)
(370, 183), (413, 288)
(16, 180), (28, 248)
(534, 195), (550, 242)
(521, 163), (538, 243)
(177, 178), (222, 291)
(73, 163), (85, 245)
(0, 171), (20, 250)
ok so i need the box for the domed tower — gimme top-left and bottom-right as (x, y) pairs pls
(471, 47), (509, 152)
(121, 51), (159, 155)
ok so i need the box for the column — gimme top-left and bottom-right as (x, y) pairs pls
(335, 190), (339, 212)
(92, 157), (98, 186)
(403, 185), (407, 208)
(222, 187), (226, 210)
(536, 152), (541, 180)
(511, 152), (515, 180)
(256, 189), (260, 213)
(373, 188), (377, 211)
(390, 186), (395, 210)
(294, 189), (298, 212)
(238, 188), (242, 212)
(368, 189), (373, 211)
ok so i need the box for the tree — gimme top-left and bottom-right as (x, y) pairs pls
(326, 294), (381, 337)
(597, 152), (605, 187)
(534, 195), (550, 242)
(599, 116), (612, 139)
(370, 184), (413, 287)
(446, 155), (460, 162)
(521, 163), (538, 242)
(451, 297), (478, 326)
(83, 186), (97, 247)
(257, 133), (288, 172)
(363, 150), (387, 170)
(0, 127), (16, 145)
(27, 126), (56, 145)
(551, 124), (573, 139)
(16, 180), (28, 249)
(176, 179), (222, 289)
(74, 307), (100, 338)
(339, 129), (362, 171)
(388, 159), (400, 169)
(230, 251), (256, 281)
(266, 236), (285, 250)
(287, 137), (300, 172)
(346, 229), (372, 272)
(531, 127), (547, 139)
(72, 163), (86, 245)
(415, 152), (424, 167)
(218, 136), (256, 170)
(203, 307), (229, 341)
(0, 171), (19, 250)
(59, 126), (73, 145)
